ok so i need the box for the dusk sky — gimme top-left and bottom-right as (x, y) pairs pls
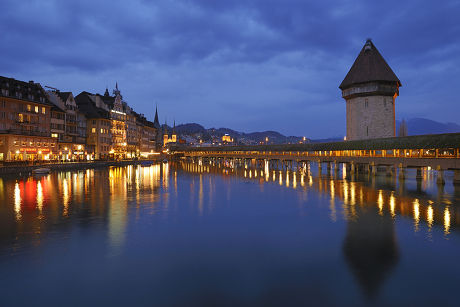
(1, 0), (459, 138)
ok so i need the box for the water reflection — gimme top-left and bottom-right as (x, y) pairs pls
(0, 164), (167, 255)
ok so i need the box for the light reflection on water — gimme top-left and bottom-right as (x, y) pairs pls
(0, 161), (459, 305)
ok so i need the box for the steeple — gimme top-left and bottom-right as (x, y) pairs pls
(104, 87), (110, 97)
(173, 120), (176, 134)
(153, 106), (160, 129)
(113, 82), (121, 97)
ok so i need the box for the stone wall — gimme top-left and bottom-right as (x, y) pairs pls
(346, 95), (395, 141)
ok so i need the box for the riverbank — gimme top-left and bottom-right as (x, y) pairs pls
(0, 157), (167, 175)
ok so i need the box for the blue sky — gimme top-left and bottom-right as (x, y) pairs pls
(1, 0), (459, 138)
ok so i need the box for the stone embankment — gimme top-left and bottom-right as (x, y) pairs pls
(0, 158), (167, 175)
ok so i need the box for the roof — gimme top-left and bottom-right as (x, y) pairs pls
(339, 40), (401, 90)
(0, 76), (52, 105)
(172, 133), (460, 152)
(56, 91), (71, 102)
(75, 92), (110, 119)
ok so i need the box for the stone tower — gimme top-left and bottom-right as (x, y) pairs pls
(340, 39), (401, 141)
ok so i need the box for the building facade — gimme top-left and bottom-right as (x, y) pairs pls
(0, 77), (57, 162)
(340, 39), (401, 141)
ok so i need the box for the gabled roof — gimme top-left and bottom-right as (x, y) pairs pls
(75, 91), (110, 119)
(56, 91), (72, 102)
(339, 40), (401, 90)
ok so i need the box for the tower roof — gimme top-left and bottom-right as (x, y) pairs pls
(339, 39), (401, 90)
(153, 106), (160, 129)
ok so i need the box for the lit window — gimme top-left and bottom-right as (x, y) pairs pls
(42, 107), (46, 114)
(27, 105), (31, 112)
(18, 113), (24, 122)
(35, 106), (39, 113)
(51, 133), (58, 138)
(92, 128), (96, 133)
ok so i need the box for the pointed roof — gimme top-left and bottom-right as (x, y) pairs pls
(339, 39), (401, 90)
(153, 106), (160, 129)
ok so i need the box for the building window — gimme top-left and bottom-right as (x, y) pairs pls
(35, 106), (39, 113)
(18, 113), (24, 122)
(51, 133), (58, 138)
(42, 107), (46, 114)
(92, 128), (96, 133)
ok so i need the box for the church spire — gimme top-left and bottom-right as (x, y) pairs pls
(113, 82), (121, 97)
(153, 105), (160, 129)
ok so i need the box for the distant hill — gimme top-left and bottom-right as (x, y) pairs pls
(397, 118), (460, 136)
(170, 123), (306, 145)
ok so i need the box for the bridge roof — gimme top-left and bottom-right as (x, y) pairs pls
(172, 133), (460, 152)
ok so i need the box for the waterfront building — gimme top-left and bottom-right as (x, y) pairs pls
(75, 92), (112, 160)
(47, 90), (87, 160)
(134, 112), (157, 158)
(0, 76), (57, 161)
(340, 39), (401, 141)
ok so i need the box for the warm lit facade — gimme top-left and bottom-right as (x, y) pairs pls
(75, 91), (112, 160)
(222, 134), (233, 143)
(0, 77), (57, 161)
(340, 39), (401, 141)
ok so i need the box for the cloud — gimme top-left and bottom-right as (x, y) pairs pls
(1, 0), (459, 138)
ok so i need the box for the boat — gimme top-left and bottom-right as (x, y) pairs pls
(32, 168), (51, 175)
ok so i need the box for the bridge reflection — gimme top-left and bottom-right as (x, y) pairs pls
(177, 160), (459, 236)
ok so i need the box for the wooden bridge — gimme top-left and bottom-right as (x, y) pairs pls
(170, 132), (460, 185)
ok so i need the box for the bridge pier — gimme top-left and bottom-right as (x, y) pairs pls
(327, 162), (332, 175)
(398, 163), (406, 180)
(386, 165), (394, 177)
(318, 160), (322, 175)
(436, 166), (445, 185)
(454, 170), (460, 186)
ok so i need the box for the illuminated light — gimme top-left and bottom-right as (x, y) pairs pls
(244, 170), (247, 177)
(444, 207), (451, 235)
(293, 172), (297, 189)
(427, 205), (434, 230)
(279, 171), (283, 185)
(309, 176), (313, 187)
(37, 181), (44, 215)
(286, 171), (290, 187)
(255, 170), (258, 178)
(350, 182), (356, 205)
(413, 199), (420, 232)
(16, 150), (20, 154)
(389, 193), (395, 218)
(301, 174), (305, 187)
(14, 182), (21, 221)
(273, 171), (276, 182)
(78, 145), (82, 150)
(378, 190), (384, 215)
(249, 170), (252, 178)
(63, 178), (69, 216)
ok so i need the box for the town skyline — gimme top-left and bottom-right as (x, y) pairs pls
(2, 0), (460, 138)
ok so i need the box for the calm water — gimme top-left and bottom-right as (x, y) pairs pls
(0, 161), (459, 306)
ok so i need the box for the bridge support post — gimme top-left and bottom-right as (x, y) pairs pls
(334, 161), (339, 175)
(436, 166), (445, 185)
(386, 165), (393, 177)
(416, 168), (423, 180)
(453, 170), (460, 186)
(370, 162), (376, 176)
(317, 160), (322, 175)
(398, 163), (406, 180)
(349, 162), (355, 175)
(327, 162), (331, 175)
